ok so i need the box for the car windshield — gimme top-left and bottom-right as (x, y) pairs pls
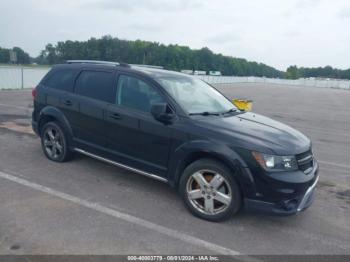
(156, 75), (236, 115)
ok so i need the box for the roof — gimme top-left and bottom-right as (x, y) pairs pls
(54, 60), (192, 79)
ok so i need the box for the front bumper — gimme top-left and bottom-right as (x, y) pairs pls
(243, 160), (319, 215)
(296, 174), (318, 212)
(244, 175), (318, 215)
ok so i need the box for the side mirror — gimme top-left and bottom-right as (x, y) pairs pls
(151, 103), (176, 124)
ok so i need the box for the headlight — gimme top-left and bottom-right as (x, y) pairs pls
(252, 151), (298, 171)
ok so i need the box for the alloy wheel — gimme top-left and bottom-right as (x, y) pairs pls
(186, 169), (232, 215)
(43, 127), (63, 159)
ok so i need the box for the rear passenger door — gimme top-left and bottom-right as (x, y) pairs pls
(105, 73), (172, 177)
(42, 68), (80, 128)
(72, 69), (116, 150)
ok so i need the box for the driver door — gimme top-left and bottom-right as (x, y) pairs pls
(105, 73), (173, 178)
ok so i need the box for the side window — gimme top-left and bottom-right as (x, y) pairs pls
(116, 75), (164, 112)
(75, 70), (114, 103)
(44, 69), (77, 92)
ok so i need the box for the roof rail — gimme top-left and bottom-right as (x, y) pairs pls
(131, 64), (164, 69)
(66, 60), (121, 66)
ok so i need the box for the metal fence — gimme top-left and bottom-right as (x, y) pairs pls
(0, 66), (350, 90)
(195, 75), (350, 90)
(0, 66), (50, 89)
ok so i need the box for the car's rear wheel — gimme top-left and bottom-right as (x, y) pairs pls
(41, 121), (72, 162)
(179, 158), (241, 221)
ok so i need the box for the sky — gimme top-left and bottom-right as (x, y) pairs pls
(0, 0), (349, 71)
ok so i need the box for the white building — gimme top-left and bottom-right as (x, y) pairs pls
(193, 70), (206, 75)
(209, 71), (222, 76)
(181, 69), (193, 75)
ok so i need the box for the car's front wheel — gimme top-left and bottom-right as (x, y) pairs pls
(40, 121), (72, 162)
(179, 159), (241, 221)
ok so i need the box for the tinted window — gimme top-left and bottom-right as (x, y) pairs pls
(75, 70), (114, 103)
(116, 75), (164, 112)
(45, 69), (77, 92)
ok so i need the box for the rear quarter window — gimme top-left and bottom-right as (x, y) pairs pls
(74, 70), (114, 103)
(44, 69), (78, 92)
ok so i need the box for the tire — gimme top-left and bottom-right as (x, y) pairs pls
(40, 121), (73, 162)
(179, 158), (241, 222)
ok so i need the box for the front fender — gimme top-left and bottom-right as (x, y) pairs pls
(168, 140), (250, 187)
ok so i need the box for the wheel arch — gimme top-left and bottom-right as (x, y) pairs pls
(169, 140), (248, 193)
(38, 106), (73, 140)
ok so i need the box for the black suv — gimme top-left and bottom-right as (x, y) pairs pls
(32, 60), (319, 221)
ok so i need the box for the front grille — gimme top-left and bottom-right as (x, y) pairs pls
(296, 149), (314, 174)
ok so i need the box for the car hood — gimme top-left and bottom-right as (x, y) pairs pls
(194, 112), (311, 155)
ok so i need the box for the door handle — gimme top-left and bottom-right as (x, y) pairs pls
(109, 113), (121, 120)
(63, 100), (72, 106)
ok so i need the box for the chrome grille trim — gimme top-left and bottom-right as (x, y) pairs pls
(296, 149), (314, 173)
(297, 155), (313, 164)
(303, 166), (314, 174)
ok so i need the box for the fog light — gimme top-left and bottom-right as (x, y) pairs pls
(283, 157), (294, 169)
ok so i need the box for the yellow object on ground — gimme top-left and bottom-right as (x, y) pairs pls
(232, 99), (253, 111)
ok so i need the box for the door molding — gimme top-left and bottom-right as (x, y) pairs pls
(74, 148), (168, 183)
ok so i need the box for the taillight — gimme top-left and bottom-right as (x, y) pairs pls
(32, 87), (37, 99)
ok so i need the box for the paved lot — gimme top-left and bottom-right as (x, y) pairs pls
(0, 84), (349, 255)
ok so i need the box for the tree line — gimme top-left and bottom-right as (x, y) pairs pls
(286, 65), (350, 80)
(0, 46), (31, 64)
(1, 35), (350, 80)
(35, 35), (283, 78)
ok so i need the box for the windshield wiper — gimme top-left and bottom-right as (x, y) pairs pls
(189, 111), (220, 116)
(223, 108), (238, 114)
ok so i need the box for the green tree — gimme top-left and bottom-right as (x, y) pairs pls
(0, 46), (31, 64)
(286, 66), (299, 79)
(0, 47), (10, 63)
(12, 47), (31, 64)
(34, 36), (285, 78)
